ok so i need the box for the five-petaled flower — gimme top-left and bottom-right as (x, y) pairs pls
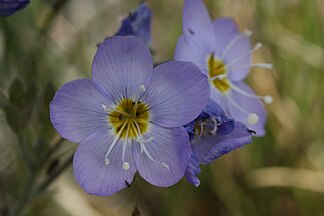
(175, 0), (272, 136)
(50, 36), (209, 196)
(184, 100), (253, 187)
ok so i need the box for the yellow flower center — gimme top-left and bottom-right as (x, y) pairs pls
(208, 53), (230, 93)
(109, 99), (150, 139)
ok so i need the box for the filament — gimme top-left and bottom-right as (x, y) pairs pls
(220, 30), (252, 60)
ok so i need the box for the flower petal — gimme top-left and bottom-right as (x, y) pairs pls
(50, 79), (111, 143)
(133, 124), (191, 187)
(74, 128), (136, 196)
(212, 18), (251, 81)
(174, 36), (209, 76)
(193, 122), (252, 164)
(142, 61), (209, 127)
(182, 0), (215, 52)
(184, 149), (201, 187)
(92, 36), (153, 101)
(115, 3), (152, 46)
(226, 82), (266, 136)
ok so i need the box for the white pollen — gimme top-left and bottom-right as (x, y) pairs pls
(243, 30), (252, 37)
(264, 95), (273, 104)
(247, 113), (259, 125)
(105, 158), (110, 165)
(162, 162), (170, 170)
(123, 162), (130, 170)
(139, 84), (146, 92)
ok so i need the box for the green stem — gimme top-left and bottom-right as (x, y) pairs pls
(8, 154), (73, 216)
(8, 172), (37, 216)
(31, 154), (73, 198)
(17, 135), (33, 171)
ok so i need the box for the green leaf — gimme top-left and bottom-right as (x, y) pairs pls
(43, 82), (56, 109)
(9, 78), (25, 108)
(0, 91), (10, 109)
(4, 105), (22, 133)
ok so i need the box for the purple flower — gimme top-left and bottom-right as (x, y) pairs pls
(184, 100), (252, 187)
(50, 36), (209, 196)
(116, 3), (152, 46)
(0, 0), (30, 16)
(175, 0), (273, 136)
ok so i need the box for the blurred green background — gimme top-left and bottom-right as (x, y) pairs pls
(0, 0), (324, 215)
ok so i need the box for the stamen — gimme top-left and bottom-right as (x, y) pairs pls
(264, 95), (273, 104)
(104, 120), (128, 165)
(162, 163), (170, 170)
(139, 84), (146, 92)
(140, 141), (170, 170)
(247, 113), (259, 125)
(199, 122), (205, 137)
(123, 162), (130, 170)
(105, 158), (110, 165)
(210, 117), (218, 135)
(134, 84), (146, 114)
(228, 82), (273, 104)
(121, 121), (130, 170)
(209, 74), (227, 81)
(226, 95), (259, 125)
(132, 120), (153, 143)
(221, 30), (252, 60)
(102, 103), (130, 116)
(101, 104), (107, 112)
(227, 63), (273, 71)
(226, 42), (263, 68)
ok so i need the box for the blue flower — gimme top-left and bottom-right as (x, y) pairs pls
(0, 0), (30, 16)
(116, 3), (152, 46)
(50, 36), (210, 196)
(184, 100), (253, 187)
(175, 0), (273, 136)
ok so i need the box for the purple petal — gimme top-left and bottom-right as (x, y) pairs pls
(74, 128), (136, 196)
(226, 82), (266, 136)
(92, 36), (153, 100)
(133, 124), (191, 187)
(142, 61), (209, 127)
(115, 3), (152, 46)
(193, 122), (252, 164)
(50, 79), (112, 143)
(174, 36), (209, 76)
(184, 149), (201, 187)
(0, 0), (30, 16)
(182, 0), (215, 52)
(212, 18), (251, 81)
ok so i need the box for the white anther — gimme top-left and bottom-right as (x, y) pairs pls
(105, 158), (110, 165)
(243, 30), (252, 37)
(139, 84), (146, 92)
(123, 162), (130, 170)
(211, 117), (218, 135)
(264, 95), (273, 104)
(254, 63), (273, 69)
(254, 42), (263, 50)
(101, 104), (107, 111)
(162, 162), (170, 170)
(217, 74), (227, 79)
(247, 113), (259, 125)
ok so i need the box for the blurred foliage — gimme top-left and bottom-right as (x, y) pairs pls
(0, 0), (324, 216)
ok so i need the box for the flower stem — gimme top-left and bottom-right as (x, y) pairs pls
(31, 154), (73, 198)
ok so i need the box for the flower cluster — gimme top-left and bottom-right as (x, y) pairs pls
(50, 0), (271, 195)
